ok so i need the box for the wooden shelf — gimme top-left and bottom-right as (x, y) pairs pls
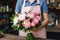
(56, 7), (60, 9)
(46, 26), (60, 32)
(0, 12), (14, 13)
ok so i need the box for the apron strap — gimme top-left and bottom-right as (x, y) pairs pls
(37, 0), (40, 5)
(22, 0), (26, 8)
(21, 0), (26, 13)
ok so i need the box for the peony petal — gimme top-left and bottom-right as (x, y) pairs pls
(31, 21), (36, 27)
(18, 13), (26, 21)
(34, 12), (38, 17)
(13, 17), (18, 25)
(33, 18), (39, 24)
(36, 16), (41, 21)
(22, 20), (31, 29)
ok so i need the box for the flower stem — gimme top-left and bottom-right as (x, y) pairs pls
(26, 32), (35, 40)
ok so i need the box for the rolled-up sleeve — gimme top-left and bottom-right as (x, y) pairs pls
(15, 0), (23, 13)
(42, 0), (48, 13)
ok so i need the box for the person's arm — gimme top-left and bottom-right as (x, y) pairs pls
(38, 0), (48, 30)
(15, 0), (23, 14)
(40, 13), (48, 29)
(40, 0), (48, 29)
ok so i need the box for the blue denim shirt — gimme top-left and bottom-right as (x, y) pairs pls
(15, 0), (48, 13)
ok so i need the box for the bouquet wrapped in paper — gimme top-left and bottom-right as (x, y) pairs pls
(10, 11), (42, 40)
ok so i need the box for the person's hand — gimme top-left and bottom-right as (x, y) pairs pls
(32, 26), (43, 35)
(33, 26), (43, 32)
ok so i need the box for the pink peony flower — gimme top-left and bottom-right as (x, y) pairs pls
(36, 16), (41, 21)
(18, 13), (26, 21)
(33, 18), (39, 24)
(22, 20), (31, 29)
(31, 21), (36, 27)
(30, 13), (34, 18)
(13, 17), (18, 25)
(34, 12), (38, 17)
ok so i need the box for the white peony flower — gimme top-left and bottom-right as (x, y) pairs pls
(13, 16), (18, 25)
(18, 13), (26, 21)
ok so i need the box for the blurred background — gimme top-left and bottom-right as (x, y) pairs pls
(0, 0), (60, 39)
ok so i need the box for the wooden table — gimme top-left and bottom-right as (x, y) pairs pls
(0, 34), (54, 40)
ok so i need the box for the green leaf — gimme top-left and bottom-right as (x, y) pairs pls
(17, 22), (22, 24)
(0, 30), (4, 35)
(19, 25), (25, 30)
(10, 21), (13, 23)
(35, 22), (42, 29)
(10, 14), (15, 23)
(12, 26), (19, 31)
(12, 14), (15, 18)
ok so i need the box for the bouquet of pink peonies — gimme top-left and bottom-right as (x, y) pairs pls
(10, 12), (42, 40)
